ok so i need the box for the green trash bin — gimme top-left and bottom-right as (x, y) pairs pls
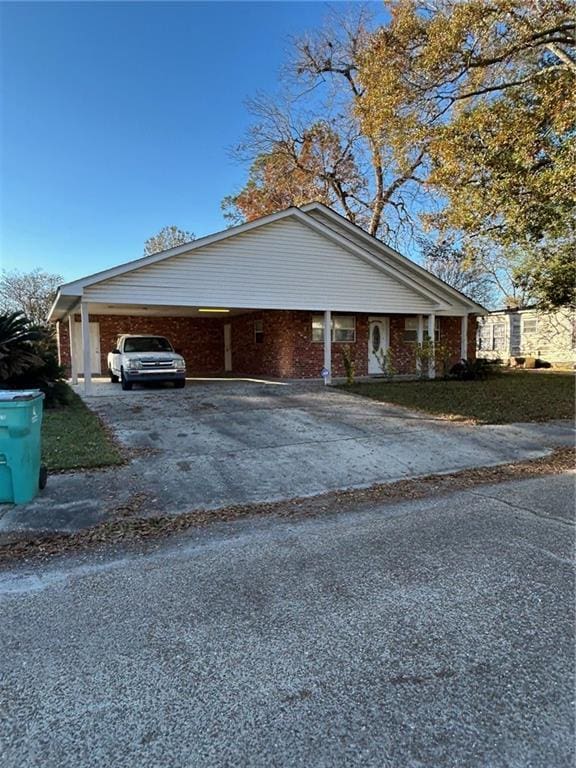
(0, 390), (47, 504)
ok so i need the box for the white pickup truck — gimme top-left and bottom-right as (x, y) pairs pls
(107, 335), (186, 391)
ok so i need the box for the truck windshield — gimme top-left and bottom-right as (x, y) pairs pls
(123, 337), (174, 353)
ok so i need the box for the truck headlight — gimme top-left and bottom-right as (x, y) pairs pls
(127, 359), (142, 370)
(174, 359), (186, 370)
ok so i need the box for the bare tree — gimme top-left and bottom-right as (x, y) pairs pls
(0, 268), (63, 327)
(225, 7), (430, 248)
(143, 226), (194, 256)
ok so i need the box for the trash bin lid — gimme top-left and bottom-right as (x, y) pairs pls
(0, 389), (44, 401)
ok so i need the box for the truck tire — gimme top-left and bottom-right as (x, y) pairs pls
(174, 380), (186, 389)
(121, 369), (133, 391)
(109, 367), (119, 383)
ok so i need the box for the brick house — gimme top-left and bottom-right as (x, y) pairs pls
(48, 203), (484, 392)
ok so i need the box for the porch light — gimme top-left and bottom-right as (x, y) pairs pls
(198, 308), (230, 313)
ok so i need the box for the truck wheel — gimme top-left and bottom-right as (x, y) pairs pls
(121, 370), (133, 391)
(109, 368), (119, 383)
(174, 380), (186, 389)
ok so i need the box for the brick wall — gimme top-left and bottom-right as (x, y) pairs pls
(59, 315), (225, 376)
(230, 311), (368, 379)
(388, 314), (478, 375)
(57, 310), (477, 380)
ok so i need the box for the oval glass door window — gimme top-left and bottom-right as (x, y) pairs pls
(372, 325), (381, 352)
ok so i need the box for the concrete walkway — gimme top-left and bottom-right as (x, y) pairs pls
(0, 378), (573, 535)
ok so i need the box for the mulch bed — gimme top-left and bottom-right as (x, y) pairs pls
(1, 447), (573, 567)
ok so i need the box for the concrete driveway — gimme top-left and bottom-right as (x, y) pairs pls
(0, 377), (574, 535)
(1, 472), (574, 767)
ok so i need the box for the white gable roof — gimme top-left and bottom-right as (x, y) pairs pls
(49, 206), (483, 320)
(302, 203), (484, 313)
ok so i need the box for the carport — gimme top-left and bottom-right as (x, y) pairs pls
(48, 204), (483, 393)
(56, 303), (337, 395)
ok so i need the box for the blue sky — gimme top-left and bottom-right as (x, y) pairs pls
(1, 1), (356, 282)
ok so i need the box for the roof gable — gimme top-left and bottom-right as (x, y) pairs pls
(301, 203), (485, 313)
(81, 215), (441, 314)
(49, 205), (483, 321)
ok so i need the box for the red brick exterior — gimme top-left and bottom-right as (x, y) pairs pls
(230, 311), (369, 378)
(59, 315), (225, 376)
(57, 311), (477, 379)
(388, 314), (477, 375)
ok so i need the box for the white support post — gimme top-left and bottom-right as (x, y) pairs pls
(461, 315), (468, 361)
(323, 309), (332, 385)
(427, 313), (436, 379)
(81, 301), (93, 395)
(416, 314), (424, 373)
(68, 313), (78, 385)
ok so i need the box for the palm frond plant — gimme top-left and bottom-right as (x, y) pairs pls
(0, 312), (46, 382)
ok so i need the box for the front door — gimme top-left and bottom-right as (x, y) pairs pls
(224, 323), (232, 372)
(72, 321), (102, 375)
(368, 317), (389, 374)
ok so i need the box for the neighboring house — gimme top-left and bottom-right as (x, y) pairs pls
(477, 306), (576, 368)
(48, 203), (484, 392)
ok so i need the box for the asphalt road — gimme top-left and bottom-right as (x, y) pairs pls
(1, 472), (574, 768)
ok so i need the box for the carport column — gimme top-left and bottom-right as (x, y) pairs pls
(323, 310), (332, 384)
(81, 301), (93, 395)
(416, 314), (424, 374)
(461, 315), (468, 361)
(68, 314), (78, 385)
(427, 313), (436, 379)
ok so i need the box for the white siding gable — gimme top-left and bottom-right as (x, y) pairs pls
(84, 217), (438, 313)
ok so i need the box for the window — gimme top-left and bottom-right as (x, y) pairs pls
(254, 320), (264, 344)
(123, 336), (174, 353)
(522, 317), (538, 334)
(403, 317), (440, 343)
(477, 325), (491, 351)
(312, 315), (356, 343)
(334, 315), (355, 342)
(492, 322), (505, 350)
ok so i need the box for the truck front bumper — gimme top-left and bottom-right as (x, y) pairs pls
(124, 370), (186, 383)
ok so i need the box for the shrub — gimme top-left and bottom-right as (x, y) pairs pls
(0, 312), (70, 408)
(377, 347), (397, 377)
(341, 345), (356, 385)
(449, 358), (495, 381)
(0, 312), (45, 379)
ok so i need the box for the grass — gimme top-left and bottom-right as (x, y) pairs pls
(342, 370), (575, 424)
(42, 389), (123, 471)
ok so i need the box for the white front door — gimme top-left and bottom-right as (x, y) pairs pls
(368, 317), (389, 374)
(72, 321), (101, 375)
(224, 323), (232, 371)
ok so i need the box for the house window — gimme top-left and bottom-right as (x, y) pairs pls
(254, 319), (264, 344)
(312, 315), (356, 343)
(477, 325), (491, 351)
(522, 317), (538, 334)
(492, 322), (505, 350)
(403, 317), (440, 343)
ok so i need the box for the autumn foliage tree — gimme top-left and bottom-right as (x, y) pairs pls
(226, 1), (575, 307)
(359, 1), (575, 242)
(222, 122), (342, 225)
(224, 9), (428, 244)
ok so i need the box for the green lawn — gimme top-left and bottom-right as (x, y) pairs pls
(42, 389), (123, 471)
(342, 370), (575, 424)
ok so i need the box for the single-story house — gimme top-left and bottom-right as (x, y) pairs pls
(477, 306), (576, 368)
(48, 203), (484, 392)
